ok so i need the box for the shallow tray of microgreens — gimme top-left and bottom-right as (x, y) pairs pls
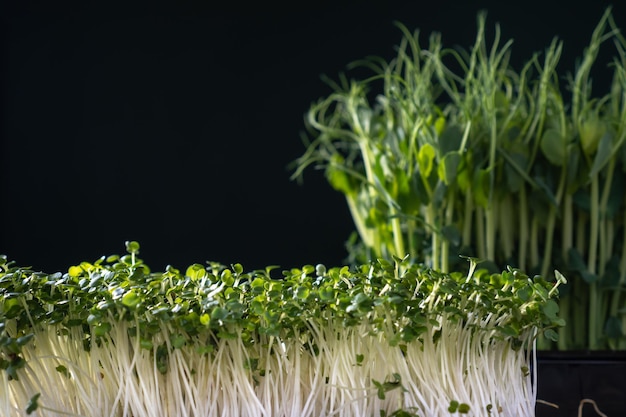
(0, 242), (563, 417)
(292, 7), (626, 350)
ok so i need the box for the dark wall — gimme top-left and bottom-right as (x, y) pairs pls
(1, 1), (623, 273)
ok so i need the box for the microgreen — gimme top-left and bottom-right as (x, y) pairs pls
(293, 7), (626, 350)
(1, 243), (562, 416)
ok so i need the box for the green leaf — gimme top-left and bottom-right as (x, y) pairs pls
(68, 265), (83, 278)
(516, 286), (531, 302)
(347, 293), (373, 313)
(221, 269), (235, 286)
(437, 151), (461, 185)
(372, 379), (386, 400)
(448, 400), (459, 412)
(122, 290), (141, 309)
(140, 338), (153, 350)
(432, 181), (447, 207)
(125, 241), (140, 254)
(185, 264), (206, 280)
(244, 357), (259, 372)
(94, 322), (112, 337)
(355, 353), (364, 366)
(16, 334), (34, 347)
(411, 170), (431, 205)
(417, 143), (436, 179)
(473, 168), (491, 208)
(55, 365), (70, 379)
(541, 299), (560, 320)
(210, 306), (229, 323)
(170, 334), (186, 349)
(233, 263), (244, 274)
(326, 154), (356, 195)
(319, 285), (336, 301)
(544, 328), (559, 342)
(438, 124), (463, 156)
(580, 117), (605, 157)
(251, 277), (266, 294)
(500, 324), (520, 337)
(296, 285), (310, 300)
(540, 128), (566, 166)
(434, 116), (446, 135)
(156, 343), (169, 374)
(26, 393), (40, 414)
(589, 131), (614, 178)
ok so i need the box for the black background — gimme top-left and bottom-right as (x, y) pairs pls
(2, 1), (624, 273)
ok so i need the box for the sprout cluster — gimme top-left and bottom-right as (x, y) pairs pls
(293, 8), (626, 350)
(1, 243), (564, 416)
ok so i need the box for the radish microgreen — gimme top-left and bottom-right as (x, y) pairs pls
(1, 242), (562, 416)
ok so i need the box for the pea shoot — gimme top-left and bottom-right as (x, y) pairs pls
(293, 7), (626, 350)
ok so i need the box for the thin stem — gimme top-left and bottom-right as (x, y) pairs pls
(390, 207), (406, 259)
(345, 194), (374, 251)
(498, 196), (513, 263)
(588, 176), (600, 349)
(609, 210), (626, 349)
(428, 204), (439, 270)
(558, 192), (574, 350)
(517, 186), (529, 271)
(485, 205), (496, 263)
(598, 157), (616, 274)
(441, 193), (456, 273)
(475, 207), (486, 261)
(462, 191), (474, 252)
(540, 169), (567, 279)
(529, 216), (539, 270)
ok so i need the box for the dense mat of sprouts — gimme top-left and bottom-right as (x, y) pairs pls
(0, 243), (564, 417)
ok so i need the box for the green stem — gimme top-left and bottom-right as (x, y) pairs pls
(486, 122), (497, 264)
(609, 210), (626, 349)
(428, 204), (439, 270)
(346, 194), (374, 251)
(588, 176), (600, 349)
(562, 193), (574, 255)
(529, 216), (539, 271)
(539, 206), (558, 279)
(390, 207), (405, 259)
(462, 191), (474, 252)
(475, 207), (486, 261)
(540, 169), (567, 279)
(441, 193), (456, 273)
(406, 218), (417, 261)
(558, 192), (574, 350)
(357, 140), (376, 192)
(498, 196), (513, 263)
(485, 205), (496, 264)
(576, 213), (587, 255)
(518, 186), (529, 271)
(573, 277), (588, 349)
(557, 296), (570, 350)
(598, 157), (616, 273)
